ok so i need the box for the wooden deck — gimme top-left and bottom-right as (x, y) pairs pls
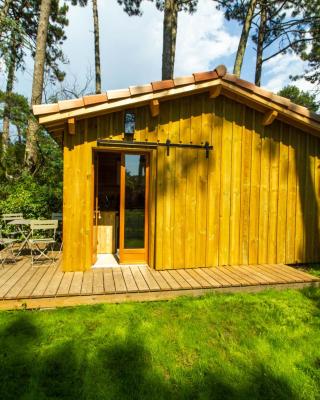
(0, 256), (318, 310)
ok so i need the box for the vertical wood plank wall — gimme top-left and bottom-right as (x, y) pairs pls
(62, 92), (320, 271)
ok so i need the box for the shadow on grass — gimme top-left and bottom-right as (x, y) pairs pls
(0, 315), (306, 400)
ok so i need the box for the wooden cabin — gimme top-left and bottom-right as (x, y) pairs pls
(34, 65), (320, 272)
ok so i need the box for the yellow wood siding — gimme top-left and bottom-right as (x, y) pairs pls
(62, 92), (320, 271)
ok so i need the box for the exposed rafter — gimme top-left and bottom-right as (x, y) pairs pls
(262, 110), (278, 126)
(149, 99), (160, 117)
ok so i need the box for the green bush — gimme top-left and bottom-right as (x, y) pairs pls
(0, 174), (62, 219)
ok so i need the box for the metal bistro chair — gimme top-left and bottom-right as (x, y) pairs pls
(1, 213), (24, 237)
(28, 220), (58, 266)
(0, 230), (19, 268)
(51, 212), (63, 254)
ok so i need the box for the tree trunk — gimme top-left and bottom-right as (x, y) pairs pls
(92, 0), (101, 93)
(255, 3), (267, 86)
(1, 33), (16, 170)
(162, 0), (178, 80)
(233, 0), (257, 77)
(25, 0), (52, 171)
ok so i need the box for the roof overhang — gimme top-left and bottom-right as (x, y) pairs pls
(33, 66), (320, 138)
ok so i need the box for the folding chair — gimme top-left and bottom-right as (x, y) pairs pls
(28, 220), (58, 266)
(1, 213), (25, 238)
(1, 213), (24, 223)
(0, 230), (19, 268)
(51, 212), (63, 254)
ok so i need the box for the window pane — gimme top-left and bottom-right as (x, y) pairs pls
(124, 154), (145, 249)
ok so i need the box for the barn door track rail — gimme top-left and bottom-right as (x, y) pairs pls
(97, 139), (213, 158)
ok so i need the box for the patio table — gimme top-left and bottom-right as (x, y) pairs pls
(7, 219), (34, 256)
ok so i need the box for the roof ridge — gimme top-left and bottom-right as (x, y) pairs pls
(33, 64), (320, 129)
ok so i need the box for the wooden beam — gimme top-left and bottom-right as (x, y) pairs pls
(149, 99), (159, 117)
(209, 85), (221, 99)
(262, 110), (278, 126)
(67, 117), (76, 135)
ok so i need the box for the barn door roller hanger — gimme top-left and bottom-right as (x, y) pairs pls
(97, 139), (213, 158)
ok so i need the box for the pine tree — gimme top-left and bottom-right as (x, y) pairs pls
(92, 0), (101, 93)
(1, 0), (68, 173)
(24, 0), (68, 171)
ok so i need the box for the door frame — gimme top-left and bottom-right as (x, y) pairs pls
(92, 148), (150, 266)
(119, 151), (149, 264)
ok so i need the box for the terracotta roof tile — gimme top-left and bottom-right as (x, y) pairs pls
(215, 65), (227, 77)
(107, 88), (131, 100)
(83, 93), (108, 106)
(129, 84), (153, 96)
(173, 75), (195, 87)
(222, 73), (238, 82)
(193, 70), (218, 82)
(251, 85), (273, 100)
(33, 103), (59, 116)
(33, 64), (320, 132)
(288, 103), (314, 118)
(270, 93), (291, 108)
(151, 79), (175, 91)
(58, 98), (84, 111)
(235, 78), (256, 92)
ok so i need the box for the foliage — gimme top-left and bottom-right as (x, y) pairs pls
(292, 0), (320, 91)
(0, 90), (30, 136)
(0, 289), (319, 399)
(216, 0), (320, 81)
(1, 0), (69, 83)
(117, 0), (197, 16)
(0, 118), (63, 218)
(277, 85), (319, 113)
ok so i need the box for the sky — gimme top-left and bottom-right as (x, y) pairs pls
(0, 0), (316, 101)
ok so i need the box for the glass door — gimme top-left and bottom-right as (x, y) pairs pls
(119, 153), (149, 264)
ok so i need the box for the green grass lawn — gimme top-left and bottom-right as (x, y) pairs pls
(0, 288), (319, 400)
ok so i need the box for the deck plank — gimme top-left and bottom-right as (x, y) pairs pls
(0, 261), (33, 298)
(224, 266), (261, 285)
(239, 265), (276, 284)
(5, 266), (39, 299)
(113, 269), (127, 293)
(149, 270), (171, 290)
(32, 265), (59, 297)
(18, 267), (48, 298)
(206, 268), (236, 286)
(57, 272), (74, 296)
(43, 267), (64, 297)
(0, 260), (27, 290)
(177, 269), (202, 289)
(214, 267), (244, 285)
(93, 269), (105, 294)
(232, 265), (269, 285)
(81, 271), (94, 294)
(0, 256), (318, 308)
(68, 271), (84, 295)
(219, 266), (255, 285)
(260, 265), (303, 283)
(270, 264), (314, 281)
(204, 268), (232, 287)
(103, 269), (115, 293)
(159, 271), (181, 290)
(168, 270), (191, 289)
(186, 269), (212, 288)
(122, 268), (138, 292)
(254, 265), (292, 283)
(196, 268), (222, 287)
(130, 267), (149, 292)
(139, 266), (160, 291)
